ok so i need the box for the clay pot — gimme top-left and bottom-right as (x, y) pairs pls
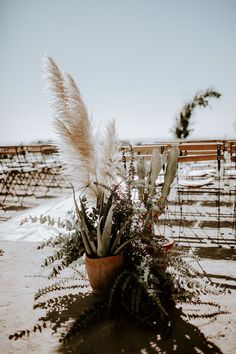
(85, 254), (124, 295)
(163, 237), (175, 252)
(145, 237), (174, 270)
(160, 237), (175, 270)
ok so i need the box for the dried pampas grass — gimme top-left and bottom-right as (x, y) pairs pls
(99, 119), (121, 186)
(43, 56), (121, 200)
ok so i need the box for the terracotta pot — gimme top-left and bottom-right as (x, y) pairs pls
(85, 254), (124, 295)
(160, 237), (175, 270)
(163, 237), (175, 252)
(144, 237), (174, 270)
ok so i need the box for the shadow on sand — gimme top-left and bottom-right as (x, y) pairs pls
(39, 291), (223, 354)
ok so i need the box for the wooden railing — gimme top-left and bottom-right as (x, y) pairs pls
(120, 139), (236, 166)
(0, 144), (58, 156)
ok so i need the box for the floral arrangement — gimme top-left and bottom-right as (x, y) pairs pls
(41, 55), (180, 263)
(9, 58), (227, 343)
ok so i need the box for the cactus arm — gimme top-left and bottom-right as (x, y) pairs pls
(148, 149), (162, 195)
(159, 146), (179, 213)
(136, 156), (146, 180)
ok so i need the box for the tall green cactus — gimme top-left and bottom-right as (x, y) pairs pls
(158, 146), (179, 214)
(148, 149), (162, 196)
(135, 146), (179, 218)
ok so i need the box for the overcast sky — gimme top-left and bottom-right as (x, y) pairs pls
(1, 0), (236, 145)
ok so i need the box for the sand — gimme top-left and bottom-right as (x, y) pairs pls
(0, 239), (236, 354)
(0, 170), (236, 353)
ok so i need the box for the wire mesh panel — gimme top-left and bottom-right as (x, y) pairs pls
(160, 156), (236, 249)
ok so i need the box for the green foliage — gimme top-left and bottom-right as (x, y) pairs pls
(167, 250), (226, 301)
(72, 185), (134, 258)
(21, 212), (86, 278)
(174, 88), (221, 139)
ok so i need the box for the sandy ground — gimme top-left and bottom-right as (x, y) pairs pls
(0, 169), (236, 353)
(0, 239), (236, 354)
(0, 241), (59, 354)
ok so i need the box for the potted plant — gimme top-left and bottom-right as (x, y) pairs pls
(72, 186), (135, 295)
(42, 56), (179, 295)
(43, 56), (139, 294)
(9, 58), (226, 344)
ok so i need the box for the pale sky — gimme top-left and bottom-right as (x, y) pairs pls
(1, 0), (236, 145)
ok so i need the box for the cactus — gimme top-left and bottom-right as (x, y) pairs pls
(148, 149), (162, 196)
(134, 146), (179, 220)
(157, 146), (179, 214)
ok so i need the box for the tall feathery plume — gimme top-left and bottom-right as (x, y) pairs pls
(65, 73), (99, 194)
(43, 56), (69, 121)
(98, 119), (124, 197)
(43, 56), (99, 199)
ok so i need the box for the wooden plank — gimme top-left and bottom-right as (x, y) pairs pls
(121, 142), (224, 156)
(41, 145), (58, 154)
(121, 144), (170, 154)
(178, 143), (223, 151)
(178, 154), (223, 163)
(24, 145), (44, 153)
(0, 147), (18, 155)
(0, 145), (58, 155)
(180, 150), (222, 156)
(124, 153), (223, 163)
